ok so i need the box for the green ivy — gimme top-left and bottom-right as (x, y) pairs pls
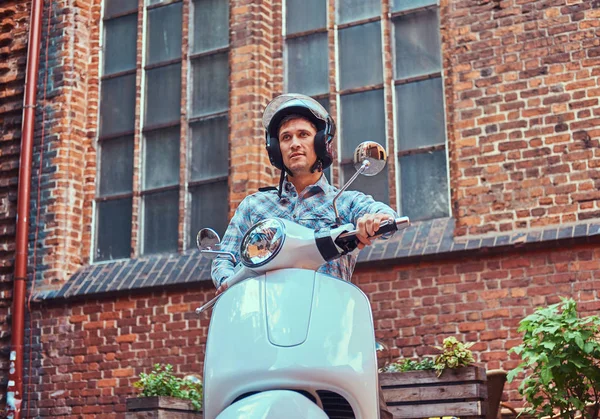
(133, 364), (203, 411)
(508, 298), (600, 419)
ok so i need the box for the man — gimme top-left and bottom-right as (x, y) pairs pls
(212, 93), (395, 419)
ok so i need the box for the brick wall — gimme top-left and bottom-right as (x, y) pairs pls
(29, 0), (100, 289)
(3, 0), (599, 415)
(449, 0), (600, 236)
(21, 243), (599, 415)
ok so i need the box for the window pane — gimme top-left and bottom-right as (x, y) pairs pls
(286, 33), (328, 96)
(394, 9), (441, 79)
(190, 181), (229, 247)
(191, 52), (228, 117)
(105, 0), (138, 17)
(192, 0), (229, 53)
(100, 74), (136, 137)
(147, 2), (182, 65)
(340, 89), (385, 160)
(104, 14), (137, 75)
(337, 0), (381, 24)
(396, 77), (445, 151)
(143, 190), (179, 254)
(143, 127), (180, 190)
(315, 96), (330, 113)
(393, 0), (438, 12)
(342, 164), (389, 204)
(145, 63), (182, 126)
(190, 116), (228, 181)
(286, 0), (326, 34)
(400, 150), (449, 221)
(99, 136), (134, 197)
(96, 198), (132, 262)
(339, 22), (383, 90)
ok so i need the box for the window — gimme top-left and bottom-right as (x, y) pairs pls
(392, 1), (449, 221)
(95, 0), (230, 262)
(284, 0), (331, 179)
(282, 0), (449, 219)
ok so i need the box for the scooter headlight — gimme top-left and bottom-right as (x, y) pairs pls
(240, 219), (285, 267)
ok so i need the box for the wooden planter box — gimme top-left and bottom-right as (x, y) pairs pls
(379, 366), (488, 419)
(126, 396), (203, 419)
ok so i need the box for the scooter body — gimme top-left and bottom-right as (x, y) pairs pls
(203, 268), (380, 419)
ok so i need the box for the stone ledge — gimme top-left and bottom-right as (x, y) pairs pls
(34, 219), (600, 301)
(357, 218), (600, 264)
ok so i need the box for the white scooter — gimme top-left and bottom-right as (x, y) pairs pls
(196, 142), (410, 419)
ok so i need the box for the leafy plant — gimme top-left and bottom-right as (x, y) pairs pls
(507, 298), (600, 419)
(381, 357), (436, 373)
(133, 364), (203, 411)
(433, 336), (475, 377)
(381, 337), (475, 377)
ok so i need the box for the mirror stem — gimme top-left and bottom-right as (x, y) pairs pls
(333, 160), (370, 224)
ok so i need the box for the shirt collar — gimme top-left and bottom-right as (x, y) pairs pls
(281, 174), (334, 199)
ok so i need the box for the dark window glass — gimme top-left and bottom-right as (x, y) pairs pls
(143, 190), (179, 254)
(337, 0), (380, 25)
(340, 89), (385, 160)
(96, 198), (132, 261)
(286, 33), (329, 96)
(190, 181), (229, 246)
(104, 14), (138, 75)
(286, 0), (326, 34)
(339, 22), (383, 90)
(191, 52), (229, 117)
(395, 77), (445, 151)
(99, 136), (134, 197)
(105, 0), (138, 18)
(143, 127), (181, 190)
(342, 164), (389, 204)
(394, 9), (441, 79)
(400, 150), (449, 221)
(145, 63), (182, 126)
(100, 74), (136, 137)
(392, 0), (438, 12)
(190, 116), (228, 181)
(147, 2), (182, 65)
(192, 0), (229, 53)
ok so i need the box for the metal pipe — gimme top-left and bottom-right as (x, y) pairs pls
(7, 0), (45, 417)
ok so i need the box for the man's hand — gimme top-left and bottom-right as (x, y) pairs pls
(355, 213), (394, 249)
(215, 281), (229, 296)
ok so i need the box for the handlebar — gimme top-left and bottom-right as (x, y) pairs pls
(334, 216), (410, 253)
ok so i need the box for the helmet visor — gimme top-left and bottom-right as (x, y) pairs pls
(262, 94), (329, 130)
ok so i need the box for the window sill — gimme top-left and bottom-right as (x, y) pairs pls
(356, 217), (600, 266)
(34, 219), (600, 301)
(34, 250), (214, 301)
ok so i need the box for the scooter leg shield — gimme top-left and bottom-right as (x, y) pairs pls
(215, 390), (328, 419)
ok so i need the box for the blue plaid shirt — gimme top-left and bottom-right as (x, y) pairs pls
(211, 175), (397, 287)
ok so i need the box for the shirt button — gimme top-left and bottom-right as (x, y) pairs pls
(292, 215), (297, 219)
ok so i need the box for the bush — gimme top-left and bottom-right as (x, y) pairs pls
(508, 298), (600, 419)
(133, 364), (203, 411)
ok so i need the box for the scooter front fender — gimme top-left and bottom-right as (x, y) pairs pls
(215, 390), (328, 419)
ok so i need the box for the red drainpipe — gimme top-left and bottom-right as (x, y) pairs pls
(6, 0), (44, 417)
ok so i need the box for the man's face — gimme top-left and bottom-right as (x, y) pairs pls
(279, 118), (318, 176)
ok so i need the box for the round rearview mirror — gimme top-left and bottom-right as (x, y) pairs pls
(353, 141), (387, 176)
(196, 228), (221, 258)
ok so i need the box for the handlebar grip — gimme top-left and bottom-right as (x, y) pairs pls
(334, 217), (410, 254)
